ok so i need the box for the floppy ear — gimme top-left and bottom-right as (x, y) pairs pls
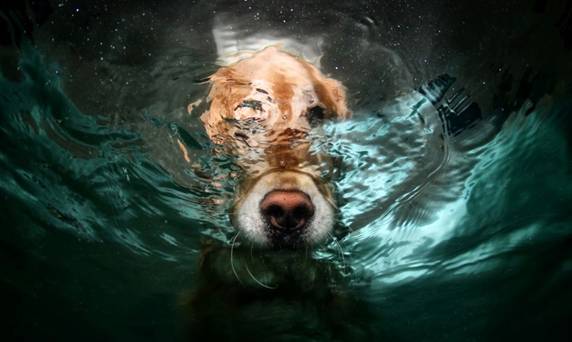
(303, 63), (351, 120)
(317, 77), (351, 119)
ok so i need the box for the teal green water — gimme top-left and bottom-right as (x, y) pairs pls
(1, 45), (571, 341)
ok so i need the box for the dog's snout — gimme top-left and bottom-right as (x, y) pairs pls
(260, 190), (315, 231)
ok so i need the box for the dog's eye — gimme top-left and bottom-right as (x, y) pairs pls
(307, 106), (325, 125)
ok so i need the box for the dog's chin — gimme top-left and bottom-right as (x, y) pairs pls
(232, 170), (335, 248)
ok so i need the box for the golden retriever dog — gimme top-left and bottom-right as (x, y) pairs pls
(199, 46), (350, 249)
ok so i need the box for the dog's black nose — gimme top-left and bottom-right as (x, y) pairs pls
(260, 190), (315, 233)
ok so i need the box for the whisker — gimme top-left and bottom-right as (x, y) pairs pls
(329, 232), (347, 268)
(246, 243), (276, 290)
(230, 231), (242, 285)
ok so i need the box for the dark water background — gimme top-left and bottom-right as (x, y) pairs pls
(1, 0), (572, 340)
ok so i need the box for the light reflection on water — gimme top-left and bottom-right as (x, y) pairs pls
(335, 100), (571, 287)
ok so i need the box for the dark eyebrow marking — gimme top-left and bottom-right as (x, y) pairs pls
(235, 100), (263, 111)
(234, 131), (249, 140)
(255, 88), (269, 94)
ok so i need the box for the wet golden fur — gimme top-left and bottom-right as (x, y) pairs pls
(200, 46), (350, 144)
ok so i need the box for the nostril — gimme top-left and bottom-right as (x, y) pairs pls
(292, 204), (313, 220)
(264, 204), (284, 219)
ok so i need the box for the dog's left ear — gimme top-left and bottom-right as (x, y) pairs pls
(317, 77), (351, 120)
(305, 64), (350, 119)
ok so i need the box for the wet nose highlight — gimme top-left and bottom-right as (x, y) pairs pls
(260, 190), (315, 231)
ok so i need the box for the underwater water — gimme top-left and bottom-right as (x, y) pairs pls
(1, 0), (572, 341)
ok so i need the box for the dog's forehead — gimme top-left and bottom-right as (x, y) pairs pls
(200, 47), (350, 147)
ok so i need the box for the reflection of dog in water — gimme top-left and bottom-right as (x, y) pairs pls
(199, 46), (350, 249)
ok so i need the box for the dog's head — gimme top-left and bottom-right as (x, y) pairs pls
(200, 47), (349, 248)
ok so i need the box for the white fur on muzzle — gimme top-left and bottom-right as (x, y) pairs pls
(233, 171), (335, 247)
